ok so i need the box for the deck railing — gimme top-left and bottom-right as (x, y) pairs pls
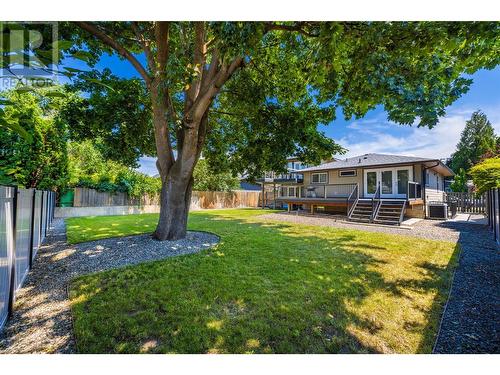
(261, 172), (304, 182)
(299, 183), (357, 199)
(407, 181), (422, 200)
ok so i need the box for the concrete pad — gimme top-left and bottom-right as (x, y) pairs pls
(401, 218), (423, 226)
(449, 213), (488, 225)
(468, 214), (488, 225)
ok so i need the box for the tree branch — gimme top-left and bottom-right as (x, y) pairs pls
(185, 22), (206, 112)
(74, 22), (151, 85)
(201, 48), (219, 92)
(190, 56), (244, 122)
(131, 22), (155, 73)
(155, 22), (170, 74)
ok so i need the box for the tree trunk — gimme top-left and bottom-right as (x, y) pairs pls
(154, 172), (194, 240)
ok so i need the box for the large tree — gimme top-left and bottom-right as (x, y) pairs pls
(53, 22), (498, 240)
(450, 110), (498, 173)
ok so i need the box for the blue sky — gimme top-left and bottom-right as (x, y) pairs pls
(60, 54), (500, 176)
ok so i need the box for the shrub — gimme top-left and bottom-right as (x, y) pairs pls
(469, 157), (500, 194)
(68, 140), (161, 198)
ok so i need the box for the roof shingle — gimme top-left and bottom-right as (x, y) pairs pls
(300, 153), (441, 172)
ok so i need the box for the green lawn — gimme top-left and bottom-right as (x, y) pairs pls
(67, 209), (459, 354)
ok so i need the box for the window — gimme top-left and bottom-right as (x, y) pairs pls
(381, 170), (393, 194)
(288, 187), (295, 197)
(367, 172), (377, 194)
(397, 170), (409, 195)
(311, 173), (327, 184)
(339, 169), (356, 177)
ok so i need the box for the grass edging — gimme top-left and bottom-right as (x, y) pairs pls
(431, 243), (463, 353)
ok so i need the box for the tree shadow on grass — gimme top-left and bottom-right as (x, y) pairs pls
(67, 211), (459, 354)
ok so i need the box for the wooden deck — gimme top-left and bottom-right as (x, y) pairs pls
(276, 197), (348, 206)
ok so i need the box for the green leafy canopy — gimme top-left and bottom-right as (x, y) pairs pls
(0, 87), (71, 189)
(56, 22), (499, 178)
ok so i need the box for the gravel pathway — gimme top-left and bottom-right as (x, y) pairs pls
(262, 211), (500, 353)
(261, 212), (464, 241)
(433, 226), (500, 353)
(0, 219), (219, 354)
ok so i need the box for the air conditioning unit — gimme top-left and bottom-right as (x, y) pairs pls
(427, 202), (448, 219)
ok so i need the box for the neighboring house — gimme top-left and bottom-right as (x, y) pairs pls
(254, 156), (337, 206)
(276, 153), (454, 225)
(239, 181), (261, 191)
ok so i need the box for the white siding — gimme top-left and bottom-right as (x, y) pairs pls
(425, 188), (445, 203)
(425, 169), (445, 202)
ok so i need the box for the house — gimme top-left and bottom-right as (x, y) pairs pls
(276, 153), (454, 225)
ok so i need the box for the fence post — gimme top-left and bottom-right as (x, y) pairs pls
(40, 191), (45, 241)
(28, 189), (36, 269)
(496, 189), (499, 244)
(7, 186), (18, 316)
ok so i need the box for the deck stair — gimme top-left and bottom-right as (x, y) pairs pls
(348, 199), (374, 223)
(373, 200), (406, 226)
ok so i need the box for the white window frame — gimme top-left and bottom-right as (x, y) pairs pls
(363, 166), (413, 198)
(287, 186), (296, 197)
(311, 172), (328, 184)
(339, 169), (357, 177)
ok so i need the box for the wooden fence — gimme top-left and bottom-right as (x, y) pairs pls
(71, 187), (261, 209)
(446, 192), (486, 214)
(73, 188), (158, 207)
(191, 191), (261, 209)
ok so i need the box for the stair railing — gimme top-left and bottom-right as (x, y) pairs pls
(371, 182), (381, 221)
(347, 184), (359, 218)
(398, 200), (406, 225)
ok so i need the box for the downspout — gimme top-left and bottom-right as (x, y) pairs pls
(422, 161), (441, 218)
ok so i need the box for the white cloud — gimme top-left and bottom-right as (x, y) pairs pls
(137, 156), (158, 176)
(338, 105), (500, 159)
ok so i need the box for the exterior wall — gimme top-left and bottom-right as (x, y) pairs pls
(303, 168), (362, 187)
(424, 167), (446, 203)
(413, 163), (423, 184)
(425, 188), (445, 203)
(329, 169), (363, 187)
(303, 172), (311, 185)
(405, 203), (425, 218)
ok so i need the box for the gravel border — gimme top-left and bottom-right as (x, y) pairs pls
(0, 218), (219, 354)
(260, 212), (464, 242)
(432, 225), (499, 353)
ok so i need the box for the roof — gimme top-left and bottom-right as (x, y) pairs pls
(300, 153), (455, 176)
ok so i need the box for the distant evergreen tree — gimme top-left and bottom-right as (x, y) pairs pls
(450, 110), (497, 173)
(450, 168), (468, 192)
